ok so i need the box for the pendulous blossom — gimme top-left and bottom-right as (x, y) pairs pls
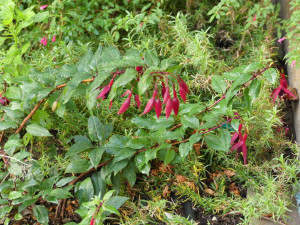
(40, 36), (47, 46)
(40, 5), (48, 10)
(278, 37), (285, 43)
(52, 35), (56, 42)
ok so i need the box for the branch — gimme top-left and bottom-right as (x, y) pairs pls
(14, 78), (95, 134)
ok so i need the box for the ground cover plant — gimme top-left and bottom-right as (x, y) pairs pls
(0, 0), (300, 224)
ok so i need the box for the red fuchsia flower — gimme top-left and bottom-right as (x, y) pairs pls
(154, 98), (162, 119)
(271, 73), (296, 103)
(163, 87), (170, 104)
(40, 36), (47, 46)
(179, 83), (186, 103)
(40, 5), (48, 10)
(291, 60), (296, 68)
(161, 82), (166, 98)
(90, 218), (95, 225)
(117, 91), (132, 115)
(140, 22), (143, 27)
(134, 94), (141, 109)
(165, 99), (172, 119)
(97, 79), (114, 100)
(142, 90), (157, 115)
(229, 124), (248, 164)
(171, 85), (180, 116)
(109, 100), (113, 110)
(52, 35), (56, 42)
(253, 15), (256, 22)
(278, 37), (285, 43)
(178, 77), (189, 94)
(136, 66), (143, 72)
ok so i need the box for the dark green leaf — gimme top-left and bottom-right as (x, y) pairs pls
(77, 50), (93, 72)
(33, 205), (49, 224)
(65, 141), (94, 157)
(89, 46), (103, 71)
(18, 198), (37, 213)
(88, 146), (106, 168)
(49, 188), (73, 199)
(88, 116), (104, 142)
(249, 79), (261, 101)
(102, 205), (120, 216)
(181, 116), (199, 129)
(179, 142), (192, 159)
(8, 191), (22, 200)
(204, 134), (225, 151)
(113, 68), (137, 88)
(145, 50), (159, 67)
(26, 124), (52, 137)
(126, 138), (150, 149)
(0, 121), (18, 131)
(123, 161), (136, 187)
(75, 177), (94, 204)
(164, 149), (175, 165)
(56, 177), (76, 187)
(263, 68), (278, 84)
(65, 159), (90, 173)
(113, 148), (136, 162)
(91, 172), (106, 199)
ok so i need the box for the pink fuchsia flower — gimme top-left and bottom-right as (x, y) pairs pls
(278, 37), (285, 43)
(140, 22), (143, 27)
(52, 35), (56, 42)
(271, 73), (296, 102)
(253, 15), (256, 22)
(291, 60), (296, 67)
(229, 124), (248, 164)
(97, 79), (114, 100)
(40, 36), (47, 46)
(40, 5), (48, 10)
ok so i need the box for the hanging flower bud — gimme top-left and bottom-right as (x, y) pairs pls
(165, 99), (173, 119)
(179, 84), (186, 102)
(136, 66), (143, 72)
(179, 77), (189, 94)
(163, 87), (170, 104)
(97, 79), (114, 100)
(0, 96), (10, 106)
(142, 90), (157, 115)
(90, 218), (95, 225)
(172, 84), (180, 116)
(135, 94), (141, 109)
(109, 100), (113, 109)
(117, 94), (132, 115)
(52, 35), (56, 42)
(121, 90), (131, 97)
(52, 101), (58, 112)
(161, 82), (166, 98)
(154, 98), (162, 119)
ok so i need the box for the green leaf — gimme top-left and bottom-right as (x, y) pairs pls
(88, 116), (104, 142)
(126, 138), (150, 149)
(145, 50), (159, 67)
(248, 79), (261, 101)
(26, 124), (52, 137)
(244, 87), (252, 111)
(204, 134), (225, 151)
(123, 161), (136, 187)
(14, 213), (23, 221)
(113, 148), (136, 162)
(33, 12), (49, 23)
(106, 159), (129, 175)
(8, 191), (22, 200)
(49, 188), (73, 199)
(77, 50), (93, 72)
(0, 121), (17, 131)
(105, 196), (129, 211)
(179, 142), (192, 159)
(65, 141), (94, 157)
(103, 205), (120, 216)
(138, 73), (151, 96)
(211, 75), (227, 93)
(89, 46), (103, 71)
(113, 68), (137, 88)
(181, 116), (199, 129)
(263, 68), (278, 84)
(88, 146), (106, 168)
(231, 119), (240, 132)
(100, 47), (121, 63)
(65, 159), (90, 173)
(106, 135), (130, 154)
(164, 149), (175, 165)
(0, 206), (13, 218)
(33, 205), (49, 225)
(220, 129), (231, 151)
(56, 177), (76, 187)
(18, 198), (37, 213)
(91, 172), (106, 199)
(75, 177), (94, 204)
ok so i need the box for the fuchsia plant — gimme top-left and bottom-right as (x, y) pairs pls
(271, 73), (296, 103)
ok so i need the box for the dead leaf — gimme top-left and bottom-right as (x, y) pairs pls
(224, 170), (236, 177)
(229, 183), (240, 196)
(204, 188), (215, 195)
(193, 143), (201, 151)
(163, 185), (170, 198)
(186, 182), (197, 192)
(158, 163), (173, 173)
(150, 169), (158, 176)
(176, 175), (187, 183)
(66, 204), (74, 215)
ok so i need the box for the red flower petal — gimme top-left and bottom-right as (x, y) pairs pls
(161, 82), (166, 98)
(179, 78), (189, 94)
(142, 97), (155, 115)
(230, 132), (239, 145)
(154, 98), (162, 119)
(97, 85), (111, 99)
(165, 99), (173, 119)
(179, 84), (186, 102)
(90, 218), (95, 225)
(109, 100), (113, 109)
(135, 94), (141, 109)
(230, 141), (244, 151)
(272, 87), (282, 103)
(121, 90), (132, 97)
(117, 97), (131, 114)
(172, 97), (180, 116)
(281, 86), (296, 99)
(136, 66), (143, 72)
(163, 88), (170, 104)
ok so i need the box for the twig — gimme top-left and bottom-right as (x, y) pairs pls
(0, 154), (30, 166)
(14, 78), (95, 135)
(221, 211), (242, 218)
(261, 216), (287, 225)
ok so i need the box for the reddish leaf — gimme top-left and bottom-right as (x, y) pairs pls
(135, 94), (141, 109)
(117, 97), (131, 114)
(97, 85), (111, 100)
(172, 97), (180, 116)
(142, 97), (155, 115)
(154, 98), (162, 119)
(165, 99), (173, 119)
(163, 88), (170, 104)
(179, 84), (186, 102)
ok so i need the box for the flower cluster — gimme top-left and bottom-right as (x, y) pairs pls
(96, 67), (189, 118)
(39, 5), (56, 46)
